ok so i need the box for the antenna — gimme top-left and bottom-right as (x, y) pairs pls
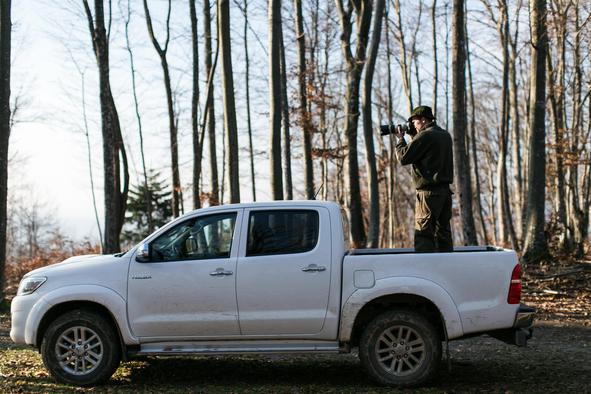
(313, 180), (324, 200)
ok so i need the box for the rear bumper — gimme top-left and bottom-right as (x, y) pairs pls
(488, 304), (535, 347)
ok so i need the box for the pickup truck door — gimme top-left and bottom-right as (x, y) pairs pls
(127, 211), (242, 339)
(236, 207), (332, 335)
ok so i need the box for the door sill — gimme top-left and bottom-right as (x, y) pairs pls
(133, 340), (341, 356)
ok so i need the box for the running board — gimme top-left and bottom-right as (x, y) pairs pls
(134, 340), (341, 356)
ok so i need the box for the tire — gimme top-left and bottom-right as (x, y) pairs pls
(359, 310), (442, 387)
(41, 310), (121, 386)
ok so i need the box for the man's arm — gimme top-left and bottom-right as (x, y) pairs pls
(395, 133), (428, 165)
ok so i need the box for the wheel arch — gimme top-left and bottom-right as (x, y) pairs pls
(340, 277), (464, 345)
(36, 301), (124, 354)
(348, 293), (445, 347)
(28, 285), (139, 349)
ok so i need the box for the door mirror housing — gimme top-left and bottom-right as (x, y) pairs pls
(136, 243), (151, 262)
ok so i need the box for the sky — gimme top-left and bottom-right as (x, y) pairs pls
(9, 1), (281, 243)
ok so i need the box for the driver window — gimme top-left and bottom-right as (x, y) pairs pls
(150, 212), (237, 262)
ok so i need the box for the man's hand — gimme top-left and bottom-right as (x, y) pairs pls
(395, 125), (406, 140)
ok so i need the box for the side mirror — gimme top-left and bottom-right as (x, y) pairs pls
(135, 243), (151, 262)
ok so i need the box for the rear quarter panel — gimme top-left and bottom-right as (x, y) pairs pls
(341, 249), (519, 339)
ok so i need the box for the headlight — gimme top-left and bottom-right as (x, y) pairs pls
(17, 276), (47, 296)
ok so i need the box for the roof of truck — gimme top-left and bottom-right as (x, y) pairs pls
(183, 200), (341, 216)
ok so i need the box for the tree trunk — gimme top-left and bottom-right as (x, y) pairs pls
(394, 0), (413, 113)
(452, 0), (477, 245)
(269, 0), (283, 200)
(0, 0), (11, 303)
(362, 0), (384, 248)
(508, 1), (523, 242)
(143, 0), (181, 217)
(431, 0), (438, 117)
(218, 0), (240, 203)
(294, 0), (314, 199)
(83, 0), (130, 254)
(204, 0), (219, 206)
(241, 0), (256, 201)
(279, 20), (293, 200)
(385, 5), (397, 247)
(190, 0), (202, 210)
(495, 1), (518, 249)
(335, 0), (372, 248)
(466, 19), (489, 244)
(569, 3), (586, 257)
(124, 0), (151, 234)
(523, 0), (549, 262)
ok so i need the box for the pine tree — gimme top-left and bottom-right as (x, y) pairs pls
(122, 172), (173, 246)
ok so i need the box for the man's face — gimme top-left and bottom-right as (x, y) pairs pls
(412, 117), (426, 132)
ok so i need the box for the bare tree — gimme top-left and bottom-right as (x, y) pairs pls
(523, 0), (549, 262)
(143, 0), (182, 217)
(482, 0), (517, 248)
(294, 0), (314, 199)
(0, 0), (11, 302)
(452, 0), (477, 245)
(509, 0), (524, 241)
(82, 0), (130, 254)
(431, 0), (439, 117)
(393, 0), (413, 113)
(122, 0), (151, 234)
(204, 0), (220, 206)
(465, 20), (489, 244)
(235, 0), (257, 201)
(335, 0), (373, 248)
(362, 0), (385, 248)
(279, 18), (293, 200)
(269, 0), (284, 200)
(190, 0), (203, 209)
(218, 0), (240, 203)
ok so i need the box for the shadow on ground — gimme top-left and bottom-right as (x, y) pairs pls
(1, 318), (589, 393)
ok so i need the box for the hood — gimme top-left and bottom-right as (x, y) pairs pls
(25, 254), (119, 277)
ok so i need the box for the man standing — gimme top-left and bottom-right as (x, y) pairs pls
(395, 106), (454, 253)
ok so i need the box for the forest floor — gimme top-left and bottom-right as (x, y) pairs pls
(0, 257), (589, 393)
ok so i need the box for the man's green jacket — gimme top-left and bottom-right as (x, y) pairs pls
(395, 123), (454, 191)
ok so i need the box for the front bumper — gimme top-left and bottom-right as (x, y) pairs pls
(10, 293), (44, 345)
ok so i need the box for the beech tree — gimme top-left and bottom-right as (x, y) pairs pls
(143, 0), (182, 217)
(523, 0), (549, 262)
(82, 0), (129, 254)
(335, 0), (373, 248)
(452, 0), (477, 245)
(0, 0), (11, 302)
(218, 0), (240, 203)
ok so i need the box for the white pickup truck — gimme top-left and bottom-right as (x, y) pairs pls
(11, 201), (534, 387)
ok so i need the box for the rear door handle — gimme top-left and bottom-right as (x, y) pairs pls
(210, 268), (233, 276)
(301, 264), (326, 272)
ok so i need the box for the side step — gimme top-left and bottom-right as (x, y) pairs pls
(134, 340), (342, 356)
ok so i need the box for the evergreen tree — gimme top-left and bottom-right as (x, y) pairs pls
(122, 171), (173, 246)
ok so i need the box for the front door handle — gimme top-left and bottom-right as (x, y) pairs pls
(210, 268), (233, 276)
(301, 264), (326, 272)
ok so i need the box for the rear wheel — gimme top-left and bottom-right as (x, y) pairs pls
(359, 310), (441, 387)
(41, 310), (121, 386)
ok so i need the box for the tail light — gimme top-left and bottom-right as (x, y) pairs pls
(507, 264), (522, 304)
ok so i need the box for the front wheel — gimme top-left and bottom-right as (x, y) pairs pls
(41, 310), (121, 386)
(359, 310), (441, 387)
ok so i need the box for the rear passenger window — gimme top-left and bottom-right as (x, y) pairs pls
(247, 210), (319, 256)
